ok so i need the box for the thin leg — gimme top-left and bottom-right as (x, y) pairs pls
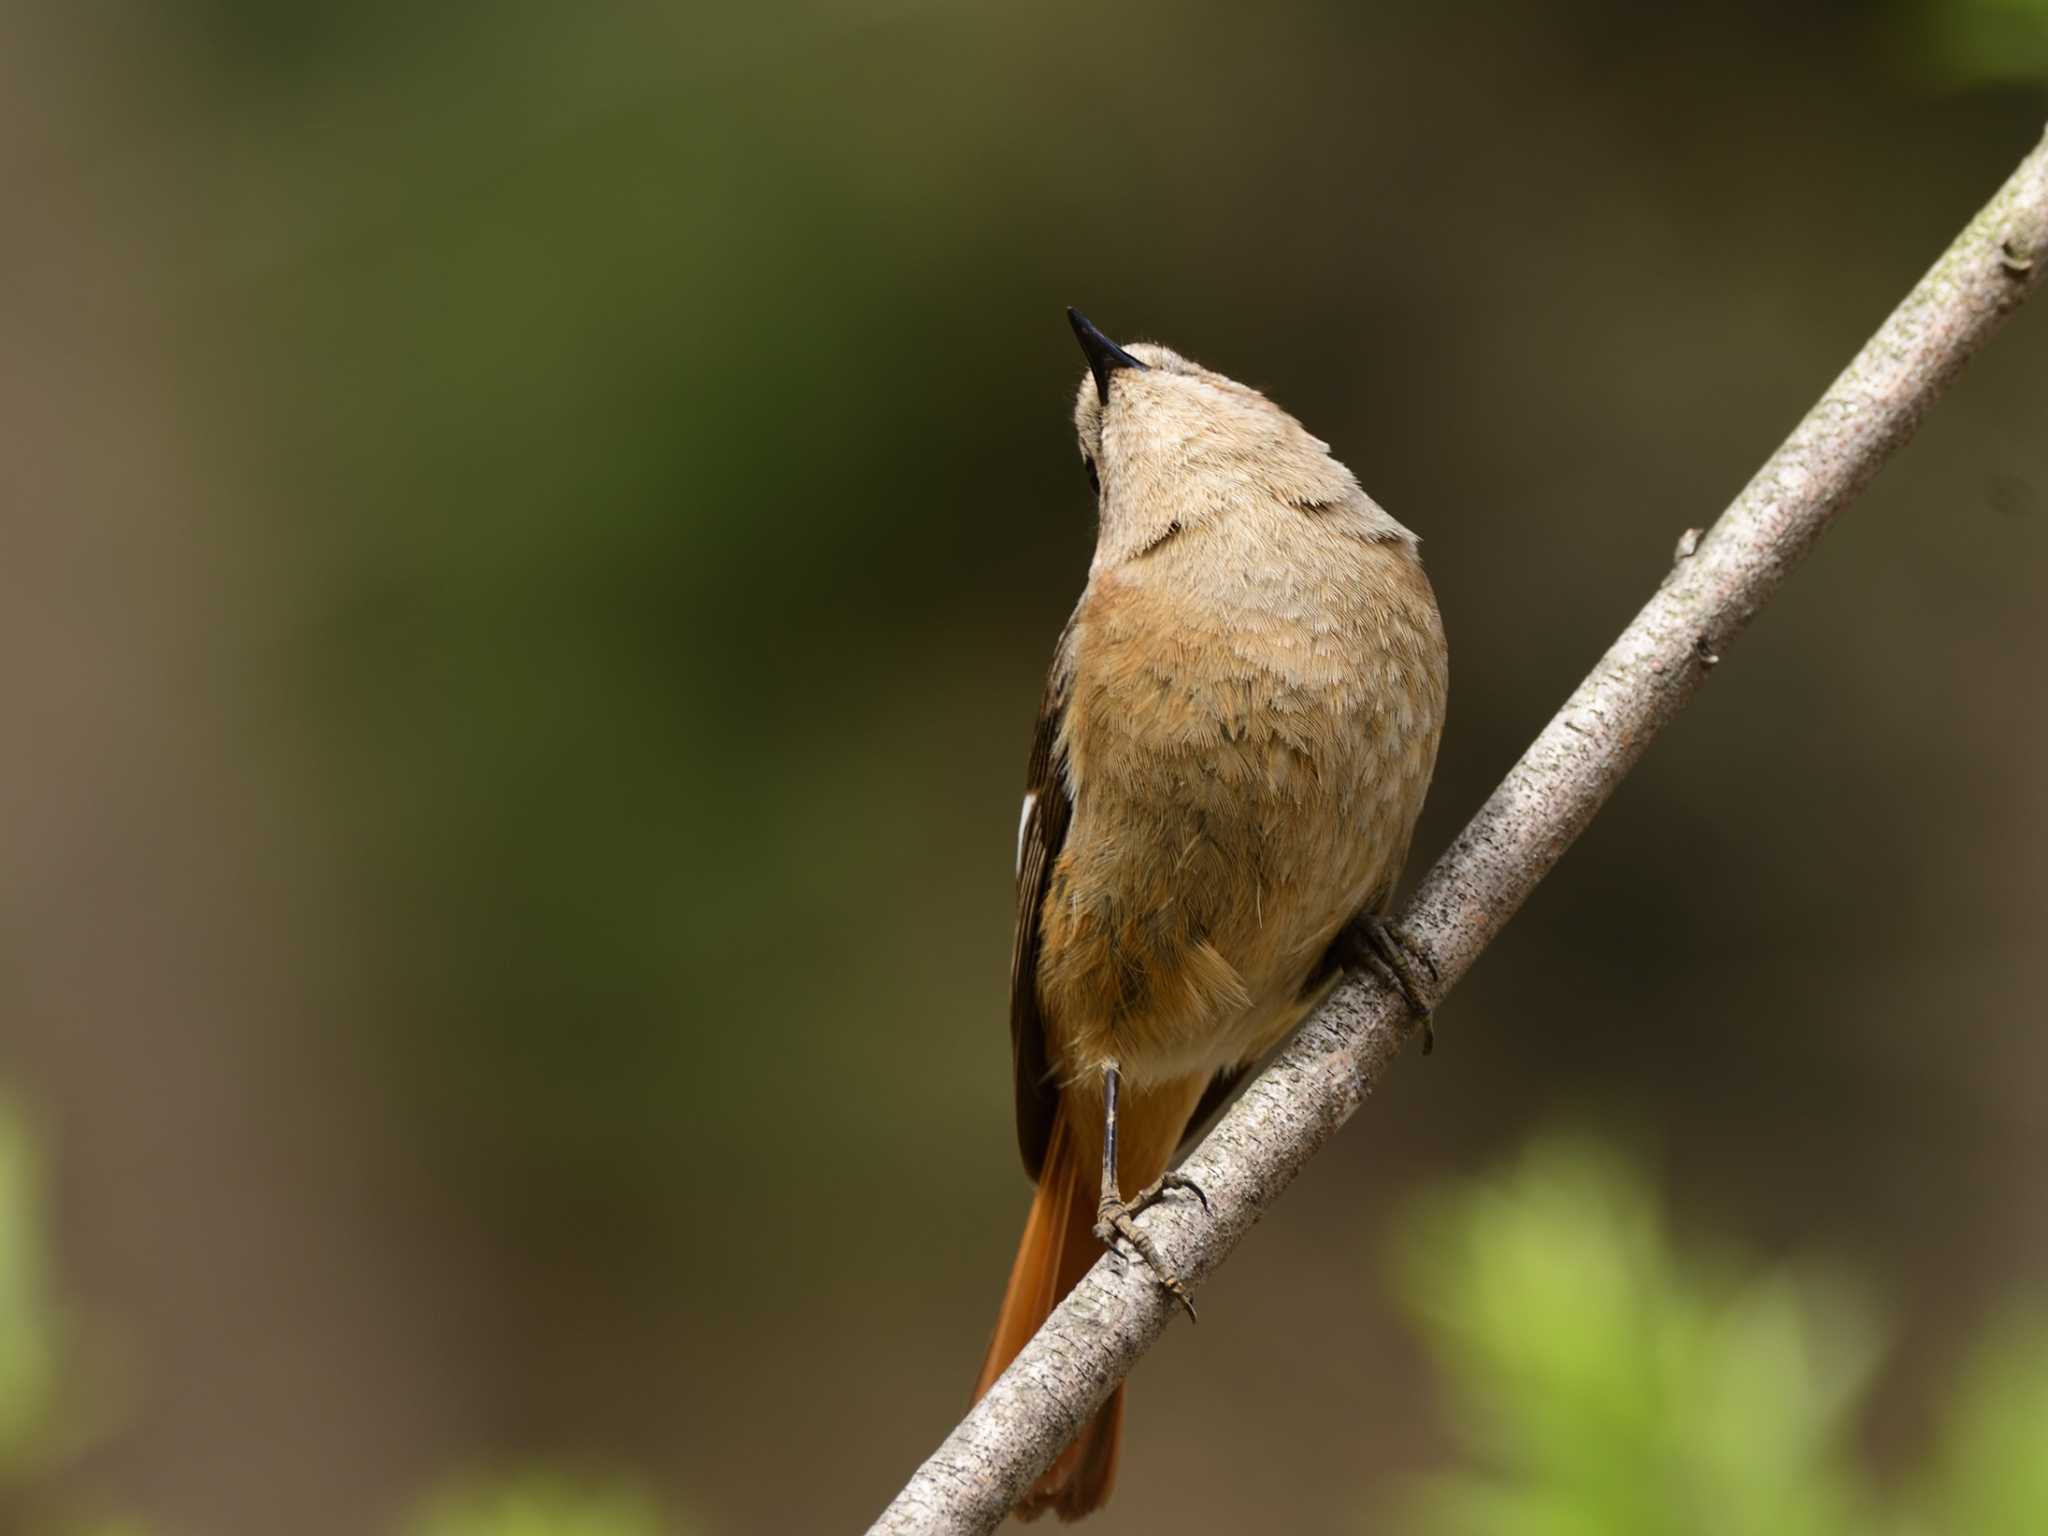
(1092, 1061), (1204, 1322)
(1100, 1059), (1121, 1214)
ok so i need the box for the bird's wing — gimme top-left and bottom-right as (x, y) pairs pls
(1010, 630), (1075, 1183)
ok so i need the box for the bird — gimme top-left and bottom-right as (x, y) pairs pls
(970, 310), (1449, 1522)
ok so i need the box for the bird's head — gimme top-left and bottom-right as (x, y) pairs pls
(1064, 308), (1407, 565)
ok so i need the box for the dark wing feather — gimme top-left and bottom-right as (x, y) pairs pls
(1010, 642), (1074, 1182)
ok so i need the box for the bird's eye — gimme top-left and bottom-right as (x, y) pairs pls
(1083, 456), (1101, 496)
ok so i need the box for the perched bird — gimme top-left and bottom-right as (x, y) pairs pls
(972, 311), (1449, 1521)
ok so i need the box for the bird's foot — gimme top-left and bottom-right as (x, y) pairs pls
(1337, 914), (1440, 1054)
(1095, 1171), (1208, 1322)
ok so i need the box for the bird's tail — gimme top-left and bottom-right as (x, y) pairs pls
(973, 1107), (1122, 1522)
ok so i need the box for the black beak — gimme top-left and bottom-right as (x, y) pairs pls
(1067, 307), (1147, 405)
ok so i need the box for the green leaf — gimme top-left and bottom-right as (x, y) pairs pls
(1387, 1135), (1882, 1536)
(406, 1473), (677, 1536)
(0, 1098), (58, 1476)
(1906, 1306), (2048, 1536)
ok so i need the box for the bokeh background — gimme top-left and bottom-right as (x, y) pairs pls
(4, 3), (2046, 1532)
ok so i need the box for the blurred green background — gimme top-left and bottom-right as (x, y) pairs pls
(3, 3), (2045, 1532)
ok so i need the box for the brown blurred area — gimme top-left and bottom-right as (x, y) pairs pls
(1, 2), (2043, 1531)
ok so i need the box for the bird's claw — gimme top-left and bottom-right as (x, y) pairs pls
(1339, 914), (1439, 1052)
(1095, 1172), (1206, 1322)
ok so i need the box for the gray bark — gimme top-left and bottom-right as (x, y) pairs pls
(869, 124), (2048, 1536)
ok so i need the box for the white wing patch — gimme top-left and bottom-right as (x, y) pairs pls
(1015, 792), (1036, 877)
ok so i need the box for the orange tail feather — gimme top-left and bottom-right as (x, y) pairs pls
(974, 1109), (1122, 1521)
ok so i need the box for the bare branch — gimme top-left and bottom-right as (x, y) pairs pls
(870, 124), (2048, 1536)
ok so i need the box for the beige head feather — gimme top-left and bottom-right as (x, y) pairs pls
(1067, 313), (1413, 568)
